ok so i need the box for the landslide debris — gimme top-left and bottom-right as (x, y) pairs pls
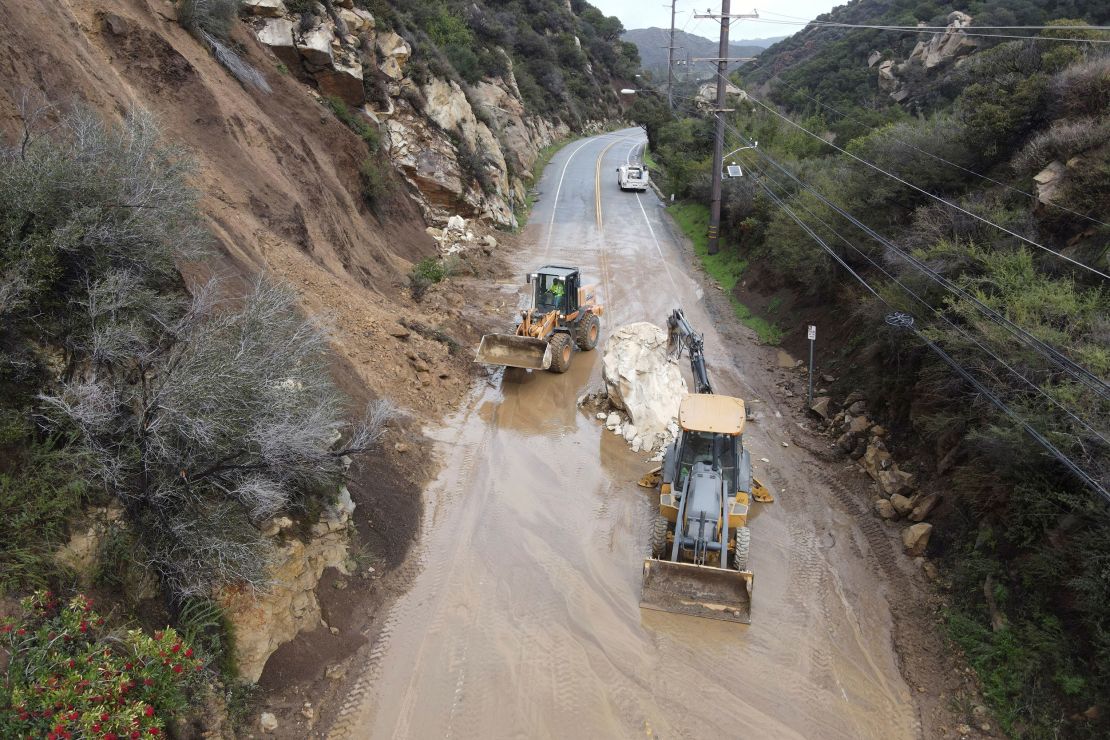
(581, 322), (687, 454)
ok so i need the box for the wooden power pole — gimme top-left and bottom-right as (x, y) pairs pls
(696, 4), (758, 255)
(666, 0), (677, 110)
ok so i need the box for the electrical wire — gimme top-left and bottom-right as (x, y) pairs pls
(743, 14), (1110, 44)
(748, 167), (1109, 499)
(757, 74), (1110, 229)
(742, 156), (1110, 446)
(719, 73), (1110, 280)
(715, 116), (1110, 401)
(756, 9), (1110, 31)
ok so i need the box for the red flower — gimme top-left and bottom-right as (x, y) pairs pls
(149, 730), (160, 737)
(184, 648), (193, 657)
(92, 725), (101, 733)
(143, 678), (154, 686)
(144, 706), (154, 717)
(100, 713), (110, 722)
(170, 644), (180, 654)
(153, 631), (163, 641)
(130, 733), (140, 740)
(68, 711), (79, 720)
(172, 664), (182, 674)
(68, 660), (76, 669)
(16, 628), (26, 635)
(79, 622), (89, 633)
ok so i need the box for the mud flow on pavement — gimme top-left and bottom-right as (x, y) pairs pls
(329, 130), (919, 740)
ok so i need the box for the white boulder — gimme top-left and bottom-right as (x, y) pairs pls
(602, 323), (688, 445)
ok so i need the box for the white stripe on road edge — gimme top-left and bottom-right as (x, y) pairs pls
(634, 192), (680, 294)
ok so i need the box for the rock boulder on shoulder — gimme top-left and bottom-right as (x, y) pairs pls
(874, 498), (897, 519)
(260, 712), (279, 733)
(902, 523), (933, 557)
(809, 395), (831, 419)
(890, 493), (914, 517)
(909, 492), (939, 522)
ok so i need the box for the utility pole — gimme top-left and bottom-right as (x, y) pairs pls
(707, 0), (730, 255)
(696, 5), (759, 255)
(666, 0), (677, 110)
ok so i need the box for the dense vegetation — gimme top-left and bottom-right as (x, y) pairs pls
(357, 0), (639, 126)
(631, 2), (1109, 735)
(0, 105), (390, 726)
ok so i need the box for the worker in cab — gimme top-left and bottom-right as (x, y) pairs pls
(545, 277), (565, 311)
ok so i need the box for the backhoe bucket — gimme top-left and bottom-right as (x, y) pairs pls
(475, 334), (552, 370)
(640, 558), (752, 624)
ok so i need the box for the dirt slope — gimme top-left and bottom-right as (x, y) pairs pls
(0, 0), (493, 415)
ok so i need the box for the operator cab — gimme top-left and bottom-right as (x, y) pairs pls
(528, 265), (580, 315)
(676, 431), (739, 494)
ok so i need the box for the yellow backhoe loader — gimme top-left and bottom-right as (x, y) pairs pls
(639, 309), (773, 624)
(475, 265), (604, 373)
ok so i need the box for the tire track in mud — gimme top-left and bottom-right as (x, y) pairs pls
(327, 389), (499, 739)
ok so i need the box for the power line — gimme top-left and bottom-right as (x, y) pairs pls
(745, 15), (1110, 44)
(747, 167), (1109, 500)
(726, 79), (1110, 280)
(758, 74), (1110, 230)
(716, 116), (1110, 400)
(743, 156), (1110, 446)
(756, 10), (1110, 31)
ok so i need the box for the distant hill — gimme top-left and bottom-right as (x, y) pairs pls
(622, 28), (785, 81)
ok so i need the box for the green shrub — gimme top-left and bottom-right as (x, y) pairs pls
(324, 96), (381, 151)
(358, 156), (392, 210)
(0, 592), (204, 738)
(0, 424), (87, 596)
(408, 257), (447, 300)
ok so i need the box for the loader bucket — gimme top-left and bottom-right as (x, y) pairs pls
(640, 558), (752, 624)
(475, 334), (552, 370)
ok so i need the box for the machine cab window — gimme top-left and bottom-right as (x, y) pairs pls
(676, 431), (738, 493)
(533, 271), (577, 314)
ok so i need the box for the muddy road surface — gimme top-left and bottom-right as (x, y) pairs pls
(328, 129), (921, 739)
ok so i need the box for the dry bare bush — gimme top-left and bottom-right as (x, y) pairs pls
(178, 0), (271, 92)
(41, 277), (394, 598)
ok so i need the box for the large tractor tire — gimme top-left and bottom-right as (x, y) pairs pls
(548, 333), (573, 373)
(575, 313), (601, 351)
(650, 515), (670, 559)
(733, 526), (750, 571)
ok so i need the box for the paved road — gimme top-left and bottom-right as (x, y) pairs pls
(329, 129), (920, 739)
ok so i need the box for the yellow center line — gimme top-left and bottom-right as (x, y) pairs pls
(594, 135), (629, 231)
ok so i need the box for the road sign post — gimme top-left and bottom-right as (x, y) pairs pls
(807, 325), (816, 406)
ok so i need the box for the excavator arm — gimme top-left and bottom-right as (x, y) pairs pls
(667, 308), (713, 395)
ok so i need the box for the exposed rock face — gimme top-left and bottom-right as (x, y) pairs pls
(218, 489), (355, 682)
(695, 80), (745, 109)
(249, 4), (569, 228)
(877, 11), (980, 103)
(1034, 160), (1067, 204)
(242, 0), (287, 18)
(256, 18), (301, 72)
(909, 12), (979, 70)
(376, 30), (410, 80)
(602, 323), (688, 450)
